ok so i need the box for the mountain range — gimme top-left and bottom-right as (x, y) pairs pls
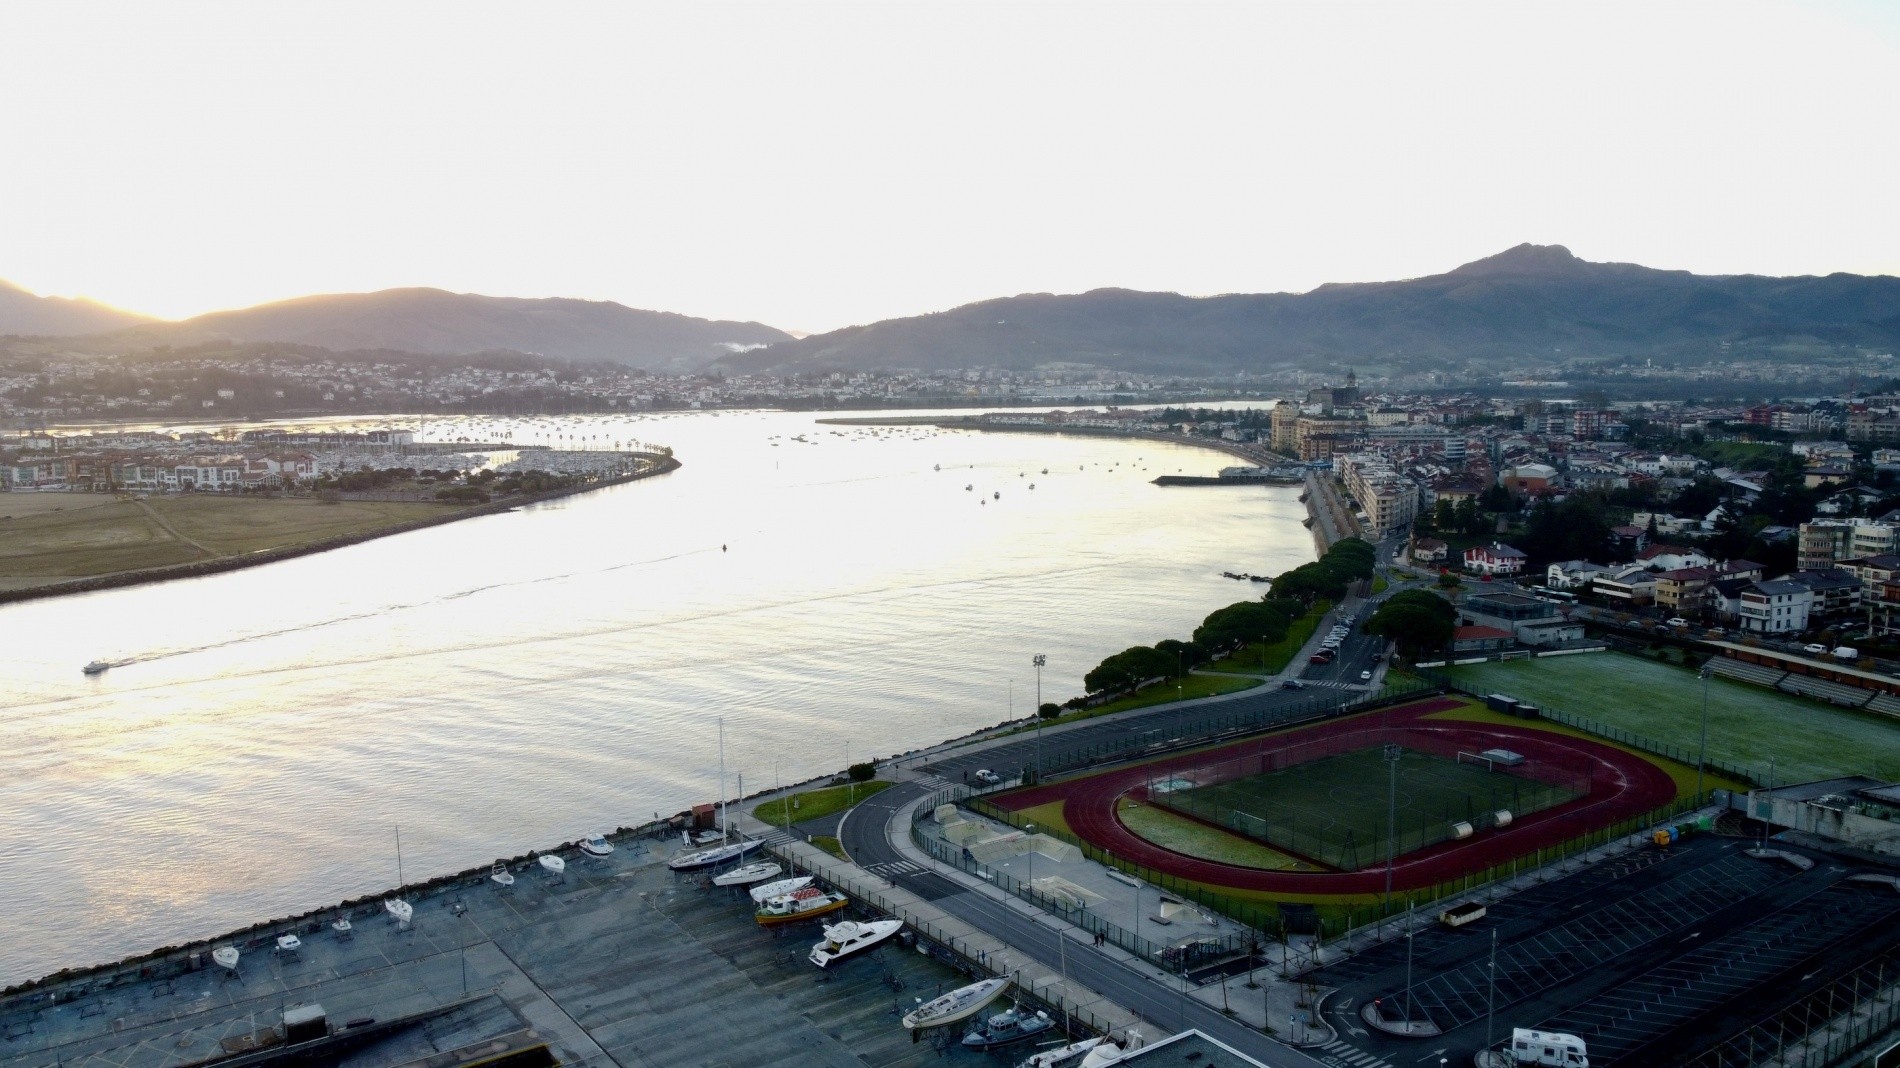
(715, 244), (1900, 375)
(6, 244), (1899, 374)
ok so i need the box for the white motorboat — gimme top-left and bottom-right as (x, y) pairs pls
(902, 976), (1010, 1030)
(275, 935), (302, 953)
(712, 861), (782, 887)
(82, 660), (110, 675)
(539, 854), (567, 875)
(579, 833), (613, 857)
(667, 837), (762, 872)
(962, 1007), (1054, 1050)
(809, 918), (903, 968)
(749, 875), (814, 903)
(1015, 1036), (1106, 1068)
(332, 918), (352, 934)
(1078, 1042), (1129, 1067)
(490, 862), (515, 887)
(385, 898), (413, 924)
(690, 829), (726, 846)
(211, 945), (240, 971)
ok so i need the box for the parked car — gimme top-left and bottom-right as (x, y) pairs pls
(972, 769), (1001, 785)
(1359, 670), (1373, 681)
(1665, 617), (1689, 628)
(1803, 643), (1828, 655)
(1281, 679), (1305, 690)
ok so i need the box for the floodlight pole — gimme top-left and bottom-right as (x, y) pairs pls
(1484, 927), (1498, 1056)
(1383, 743), (1402, 926)
(1034, 654), (1047, 779)
(1696, 664), (1712, 804)
(1403, 897), (1416, 1028)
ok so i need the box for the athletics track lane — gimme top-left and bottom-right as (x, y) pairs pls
(992, 696), (1680, 895)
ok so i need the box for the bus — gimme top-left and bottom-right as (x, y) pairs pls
(1529, 585), (1578, 604)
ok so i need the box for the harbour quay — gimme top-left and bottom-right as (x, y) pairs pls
(0, 831), (1021, 1068)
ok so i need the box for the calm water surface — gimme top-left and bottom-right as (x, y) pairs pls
(0, 408), (1313, 985)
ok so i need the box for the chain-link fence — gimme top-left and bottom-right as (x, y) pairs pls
(1682, 943), (1900, 1068)
(1417, 668), (1762, 787)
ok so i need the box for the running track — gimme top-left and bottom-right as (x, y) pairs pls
(992, 696), (1680, 894)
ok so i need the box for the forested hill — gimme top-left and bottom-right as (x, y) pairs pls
(117, 289), (796, 369)
(714, 244), (1900, 375)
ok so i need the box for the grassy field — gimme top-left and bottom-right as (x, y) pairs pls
(1443, 653), (1900, 784)
(1204, 600), (1333, 676)
(1153, 747), (1582, 871)
(0, 493), (456, 590)
(1117, 797), (1315, 870)
(751, 780), (893, 826)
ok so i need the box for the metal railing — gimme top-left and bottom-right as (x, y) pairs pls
(757, 836), (1131, 1041)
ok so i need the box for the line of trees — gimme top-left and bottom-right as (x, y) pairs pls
(1078, 538), (1378, 698)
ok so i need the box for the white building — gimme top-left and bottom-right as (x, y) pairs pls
(1738, 579), (1813, 635)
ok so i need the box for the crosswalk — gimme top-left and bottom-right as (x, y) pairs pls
(758, 829), (797, 846)
(1315, 1039), (1395, 1068)
(864, 859), (926, 878)
(913, 774), (953, 791)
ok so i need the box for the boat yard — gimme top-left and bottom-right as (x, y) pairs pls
(0, 839), (1015, 1068)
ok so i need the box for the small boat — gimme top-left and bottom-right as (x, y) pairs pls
(669, 837), (763, 872)
(962, 1007), (1054, 1050)
(1041, 468), (1048, 475)
(539, 854), (567, 875)
(275, 935), (302, 953)
(809, 918), (903, 968)
(490, 862), (515, 887)
(934, 464), (940, 471)
(755, 887), (848, 927)
(385, 899), (413, 924)
(749, 875), (814, 903)
(712, 861), (782, 887)
(1079, 1041), (1130, 1067)
(965, 484), (973, 491)
(332, 918), (352, 934)
(902, 976), (1010, 1030)
(690, 829), (726, 846)
(579, 833), (613, 857)
(83, 661), (109, 675)
(211, 945), (241, 971)
(993, 491), (1000, 499)
(1016, 1036), (1106, 1068)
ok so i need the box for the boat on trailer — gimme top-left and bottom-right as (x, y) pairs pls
(902, 976), (1010, 1030)
(749, 875), (813, 903)
(712, 861), (782, 887)
(809, 918), (903, 968)
(755, 887), (847, 927)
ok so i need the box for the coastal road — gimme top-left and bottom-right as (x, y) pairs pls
(840, 780), (1332, 1068)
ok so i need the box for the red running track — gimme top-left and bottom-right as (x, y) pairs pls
(994, 697), (1679, 895)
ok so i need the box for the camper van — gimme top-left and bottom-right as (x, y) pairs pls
(1513, 1028), (1588, 1067)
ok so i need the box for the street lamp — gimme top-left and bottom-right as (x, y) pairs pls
(1383, 744), (1402, 925)
(1033, 654), (1047, 779)
(1697, 664), (1712, 803)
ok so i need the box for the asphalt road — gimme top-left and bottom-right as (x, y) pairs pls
(839, 781), (1332, 1067)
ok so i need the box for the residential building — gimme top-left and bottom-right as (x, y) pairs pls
(1411, 538), (1449, 565)
(1787, 569), (1861, 618)
(1738, 579), (1813, 635)
(1798, 519), (1899, 570)
(1463, 542), (1527, 576)
(1294, 415), (1366, 462)
(1594, 565), (1659, 606)
(1337, 453), (1420, 536)
(1636, 544), (1712, 571)
(1546, 560), (1611, 590)
(1654, 566), (1717, 613)
(1459, 591), (1586, 646)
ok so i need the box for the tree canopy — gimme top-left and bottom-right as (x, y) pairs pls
(1364, 589), (1456, 657)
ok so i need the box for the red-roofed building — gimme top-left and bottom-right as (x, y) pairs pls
(1450, 625), (1515, 654)
(1464, 542), (1528, 576)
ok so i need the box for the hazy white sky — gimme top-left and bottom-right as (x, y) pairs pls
(1, 1), (1896, 333)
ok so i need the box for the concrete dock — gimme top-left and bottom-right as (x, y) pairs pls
(1, 837), (1023, 1068)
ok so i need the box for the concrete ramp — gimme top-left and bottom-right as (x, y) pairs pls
(1029, 875), (1103, 910)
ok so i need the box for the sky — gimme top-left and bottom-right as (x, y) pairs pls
(1, 1), (1897, 335)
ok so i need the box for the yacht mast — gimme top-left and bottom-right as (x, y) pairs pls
(718, 717), (728, 842)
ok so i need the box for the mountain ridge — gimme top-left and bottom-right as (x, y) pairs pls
(0, 279), (156, 336)
(713, 245), (1900, 375)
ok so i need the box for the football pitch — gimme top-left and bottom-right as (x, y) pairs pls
(1442, 653), (1900, 784)
(1152, 747), (1583, 871)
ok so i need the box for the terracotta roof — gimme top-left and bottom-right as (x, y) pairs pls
(1453, 625), (1514, 640)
